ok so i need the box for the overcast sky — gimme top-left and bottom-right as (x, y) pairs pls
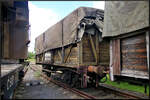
(28, 1), (105, 52)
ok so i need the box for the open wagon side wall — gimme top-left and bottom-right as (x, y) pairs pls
(52, 44), (79, 67)
(79, 32), (110, 67)
(40, 43), (79, 68)
(36, 53), (44, 64)
(40, 31), (110, 69)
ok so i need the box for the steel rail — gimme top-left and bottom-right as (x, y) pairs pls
(30, 66), (97, 99)
(30, 65), (147, 99)
(98, 84), (147, 99)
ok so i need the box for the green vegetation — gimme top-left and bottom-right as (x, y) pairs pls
(27, 52), (35, 62)
(34, 71), (41, 78)
(101, 74), (149, 95)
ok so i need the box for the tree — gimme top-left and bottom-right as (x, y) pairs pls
(27, 52), (35, 59)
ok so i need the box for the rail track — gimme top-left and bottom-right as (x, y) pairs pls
(29, 64), (148, 99)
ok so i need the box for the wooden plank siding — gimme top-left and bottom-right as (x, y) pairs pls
(99, 39), (110, 65)
(36, 53), (44, 64)
(3, 22), (10, 58)
(37, 31), (110, 68)
(146, 32), (149, 71)
(121, 33), (148, 72)
(82, 34), (96, 64)
(37, 31), (110, 69)
(110, 32), (149, 79)
(64, 44), (78, 65)
(53, 48), (62, 64)
(112, 39), (121, 75)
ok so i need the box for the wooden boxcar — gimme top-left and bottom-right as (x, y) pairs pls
(103, 1), (149, 85)
(35, 7), (110, 88)
(0, 1), (29, 99)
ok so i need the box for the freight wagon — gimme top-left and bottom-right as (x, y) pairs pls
(0, 1), (29, 99)
(103, 1), (149, 86)
(35, 7), (110, 88)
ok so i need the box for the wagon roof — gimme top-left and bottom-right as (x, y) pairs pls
(103, 1), (149, 37)
(35, 7), (104, 55)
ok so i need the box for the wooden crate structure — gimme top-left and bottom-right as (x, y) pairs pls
(103, 1), (149, 82)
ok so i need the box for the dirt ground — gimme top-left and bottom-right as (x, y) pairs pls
(14, 64), (83, 99)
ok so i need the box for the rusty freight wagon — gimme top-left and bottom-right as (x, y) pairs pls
(35, 7), (110, 88)
(103, 1), (149, 86)
(0, 1), (29, 99)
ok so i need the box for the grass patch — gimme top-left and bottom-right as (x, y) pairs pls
(101, 74), (149, 95)
(26, 58), (35, 62)
(34, 71), (41, 78)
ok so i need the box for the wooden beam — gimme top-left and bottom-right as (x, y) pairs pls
(109, 40), (114, 81)
(146, 32), (149, 72)
(112, 39), (121, 75)
(95, 31), (99, 64)
(79, 41), (83, 65)
(64, 45), (73, 63)
(89, 34), (97, 63)
(3, 22), (9, 58)
(58, 50), (62, 61)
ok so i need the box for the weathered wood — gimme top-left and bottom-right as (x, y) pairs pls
(64, 45), (73, 63)
(82, 34), (95, 63)
(3, 22), (9, 58)
(58, 50), (62, 62)
(121, 69), (148, 79)
(64, 44), (78, 64)
(99, 40), (110, 65)
(79, 62), (97, 66)
(53, 49), (62, 64)
(96, 31), (99, 65)
(79, 41), (83, 65)
(112, 39), (121, 75)
(121, 34), (148, 72)
(89, 34), (97, 64)
(146, 32), (149, 71)
(66, 57), (78, 64)
(36, 53), (44, 63)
